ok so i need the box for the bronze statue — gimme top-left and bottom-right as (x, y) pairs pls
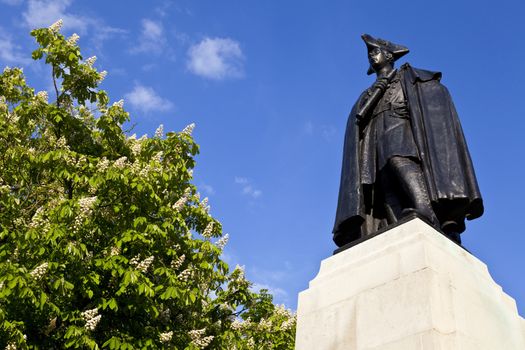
(333, 34), (483, 248)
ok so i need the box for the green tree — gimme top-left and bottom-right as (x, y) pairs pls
(0, 20), (295, 349)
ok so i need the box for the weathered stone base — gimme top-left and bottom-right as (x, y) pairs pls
(295, 218), (525, 349)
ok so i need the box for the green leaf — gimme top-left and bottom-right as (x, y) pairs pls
(39, 292), (47, 310)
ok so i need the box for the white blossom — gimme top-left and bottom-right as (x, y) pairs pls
(98, 70), (108, 82)
(81, 308), (101, 331)
(200, 197), (210, 213)
(258, 318), (272, 330)
(188, 328), (214, 349)
(172, 188), (191, 211)
(170, 254), (185, 270)
(5, 342), (17, 350)
(231, 319), (244, 330)
(188, 169), (193, 178)
(78, 196), (97, 215)
(275, 304), (292, 317)
(30, 262), (48, 280)
(280, 314), (296, 331)
(81, 308), (98, 320)
(181, 123), (195, 136)
(178, 268), (191, 282)
(36, 91), (48, 102)
(129, 255), (140, 266)
(112, 99), (124, 108)
(67, 33), (80, 45)
(85, 56), (97, 67)
(189, 328), (206, 339)
(28, 207), (45, 229)
(136, 256), (154, 273)
(48, 19), (63, 33)
(219, 303), (231, 311)
(97, 157), (110, 172)
(202, 222), (214, 239)
(110, 246), (120, 256)
(154, 124), (164, 138)
(159, 331), (173, 343)
(56, 136), (68, 148)
(72, 196), (96, 232)
(247, 338), (255, 348)
(216, 234), (229, 250)
(194, 336), (214, 349)
(114, 156), (127, 169)
(131, 142), (141, 156)
(153, 151), (163, 163)
(233, 265), (245, 281)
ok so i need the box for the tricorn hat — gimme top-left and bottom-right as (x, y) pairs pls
(362, 33), (409, 75)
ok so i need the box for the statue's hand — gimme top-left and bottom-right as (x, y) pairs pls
(372, 77), (389, 92)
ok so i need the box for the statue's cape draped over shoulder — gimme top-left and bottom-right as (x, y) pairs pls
(333, 63), (483, 247)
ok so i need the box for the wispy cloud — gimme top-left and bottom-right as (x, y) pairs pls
(130, 18), (167, 55)
(23, 0), (88, 33)
(200, 183), (216, 196)
(234, 176), (262, 199)
(91, 25), (127, 51)
(187, 37), (244, 80)
(302, 121), (337, 141)
(303, 121), (314, 135)
(22, 0), (125, 48)
(321, 125), (337, 141)
(0, 27), (31, 65)
(249, 263), (294, 305)
(124, 84), (173, 114)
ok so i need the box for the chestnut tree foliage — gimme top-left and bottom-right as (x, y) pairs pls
(0, 21), (296, 349)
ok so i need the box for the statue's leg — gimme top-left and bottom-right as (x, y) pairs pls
(388, 156), (438, 227)
(379, 168), (403, 224)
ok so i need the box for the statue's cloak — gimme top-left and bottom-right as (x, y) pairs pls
(333, 63), (483, 247)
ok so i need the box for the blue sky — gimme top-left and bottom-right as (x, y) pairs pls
(1, 0), (524, 313)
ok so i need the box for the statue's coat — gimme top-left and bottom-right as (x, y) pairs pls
(333, 63), (483, 247)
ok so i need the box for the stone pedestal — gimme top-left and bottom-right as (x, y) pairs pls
(295, 218), (525, 349)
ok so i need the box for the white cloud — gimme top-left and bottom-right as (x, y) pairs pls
(22, 0), (125, 49)
(91, 25), (127, 51)
(243, 186), (262, 198)
(131, 18), (166, 55)
(187, 37), (244, 80)
(234, 176), (262, 199)
(0, 28), (31, 65)
(200, 183), (216, 196)
(302, 121), (337, 141)
(251, 267), (286, 282)
(23, 0), (88, 33)
(303, 121), (314, 135)
(124, 84), (173, 114)
(234, 176), (248, 185)
(321, 125), (337, 141)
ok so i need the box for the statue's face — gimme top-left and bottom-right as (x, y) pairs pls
(368, 47), (390, 71)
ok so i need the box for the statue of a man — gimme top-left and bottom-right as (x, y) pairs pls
(333, 34), (483, 248)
